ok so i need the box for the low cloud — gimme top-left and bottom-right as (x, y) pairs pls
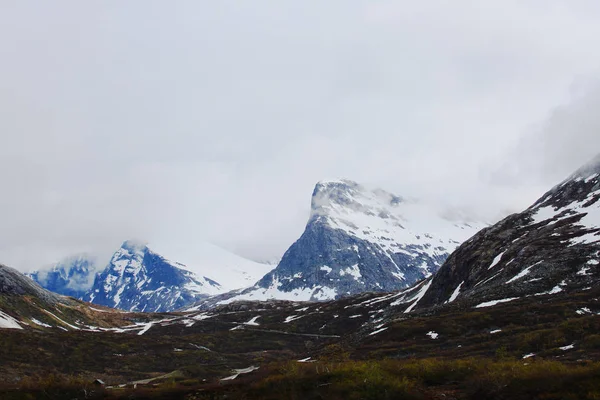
(1, 2), (600, 270)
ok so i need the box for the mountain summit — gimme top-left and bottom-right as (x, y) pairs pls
(196, 180), (486, 306)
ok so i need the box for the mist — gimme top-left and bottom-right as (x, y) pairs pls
(1, 1), (600, 271)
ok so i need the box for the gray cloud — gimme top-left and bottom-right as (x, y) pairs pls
(492, 81), (600, 188)
(1, 1), (600, 270)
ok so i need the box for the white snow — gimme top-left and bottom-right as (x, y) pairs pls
(579, 259), (599, 276)
(137, 322), (154, 335)
(475, 297), (519, 308)
(339, 264), (361, 280)
(488, 252), (505, 270)
(576, 307), (592, 315)
(191, 313), (213, 321)
(220, 366), (260, 381)
(535, 280), (566, 296)
(490, 329), (502, 334)
(320, 266), (332, 274)
(311, 180), (486, 269)
(284, 315), (303, 323)
(475, 271), (503, 287)
(531, 187), (600, 246)
(243, 316), (261, 326)
(43, 310), (81, 330)
(368, 327), (388, 336)
(522, 353), (535, 359)
(448, 281), (464, 303)
(403, 279), (432, 313)
(577, 266), (592, 276)
(217, 276), (339, 304)
(571, 231), (600, 246)
(89, 307), (110, 313)
(560, 343), (575, 351)
(297, 357), (314, 363)
(505, 261), (542, 284)
(0, 310), (22, 330)
(148, 241), (275, 293)
(586, 173), (599, 183)
(30, 318), (52, 328)
(426, 331), (439, 339)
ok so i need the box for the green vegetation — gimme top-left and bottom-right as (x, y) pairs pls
(2, 286), (600, 399)
(3, 358), (600, 399)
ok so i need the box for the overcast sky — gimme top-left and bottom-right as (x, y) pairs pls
(2, 1), (600, 271)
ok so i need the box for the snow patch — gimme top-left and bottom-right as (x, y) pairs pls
(31, 318), (52, 328)
(448, 281), (464, 303)
(0, 310), (22, 330)
(243, 316), (261, 326)
(320, 266), (332, 274)
(220, 366), (259, 381)
(369, 327), (388, 336)
(475, 297), (519, 308)
(505, 262), (542, 284)
(339, 264), (361, 280)
(488, 252), (505, 270)
(426, 331), (439, 339)
(403, 280), (432, 313)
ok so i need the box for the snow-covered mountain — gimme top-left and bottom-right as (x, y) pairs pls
(83, 241), (223, 312)
(27, 255), (98, 300)
(403, 154), (600, 311)
(190, 180), (485, 307)
(29, 240), (274, 312)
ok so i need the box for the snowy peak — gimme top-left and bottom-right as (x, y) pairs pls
(310, 180), (403, 224)
(203, 180), (486, 306)
(87, 240), (223, 312)
(310, 179), (484, 259)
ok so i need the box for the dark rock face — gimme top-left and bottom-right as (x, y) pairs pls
(415, 155), (600, 310)
(27, 257), (95, 300)
(84, 241), (221, 312)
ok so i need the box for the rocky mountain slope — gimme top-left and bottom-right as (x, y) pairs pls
(406, 154), (600, 311)
(191, 180), (485, 307)
(0, 263), (134, 331)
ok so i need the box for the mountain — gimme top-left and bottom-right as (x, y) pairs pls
(0, 263), (132, 331)
(83, 241), (221, 312)
(408, 154), (600, 311)
(27, 255), (97, 300)
(191, 180), (485, 307)
(28, 240), (273, 313)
